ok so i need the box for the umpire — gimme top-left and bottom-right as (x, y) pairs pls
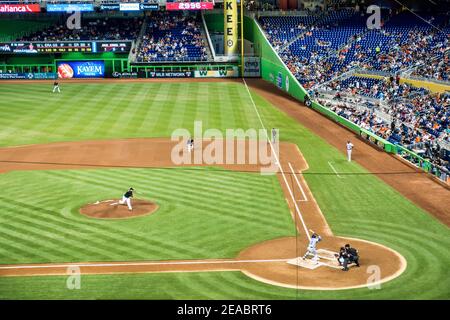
(337, 247), (350, 271)
(345, 244), (360, 268)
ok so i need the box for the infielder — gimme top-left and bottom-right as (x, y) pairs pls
(302, 231), (322, 263)
(119, 187), (134, 211)
(271, 128), (277, 144)
(187, 138), (194, 152)
(346, 140), (354, 162)
(52, 81), (60, 93)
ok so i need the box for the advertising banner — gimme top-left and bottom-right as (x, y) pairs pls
(100, 4), (120, 11)
(101, 3), (159, 11)
(140, 3), (159, 10)
(0, 42), (37, 54)
(119, 3), (141, 11)
(224, 0), (238, 56)
(46, 4), (94, 12)
(360, 129), (386, 150)
(111, 71), (138, 79)
(57, 61), (105, 79)
(147, 71), (194, 78)
(0, 4), (41, 13)
(243, 57), (260, 77)
(166, 2), (214, 10)
(0, 73), (56, 80)
(194, 69), (238, 78)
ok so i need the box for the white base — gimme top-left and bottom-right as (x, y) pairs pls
(287, 249), (344, 270)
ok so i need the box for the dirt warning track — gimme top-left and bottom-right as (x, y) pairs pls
(0, 138), (406, 290)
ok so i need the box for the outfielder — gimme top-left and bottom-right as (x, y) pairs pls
(302, 231), (322, 263)
(119, 187), (134, 211)
(346, 140), (354, 162)
(52, 81), (60, 93)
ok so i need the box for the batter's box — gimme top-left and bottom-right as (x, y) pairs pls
(286, 257), (322, 270)
(317, 249), (339, 261)
(287, 249), (342, 270)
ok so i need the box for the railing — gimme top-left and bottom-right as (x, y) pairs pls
(129, 63), (236, 72)
(402, 74), (450, 86)
(316, 92), (393, 125)
(128, 14), (147, 64)
(200, 11), (215, 62)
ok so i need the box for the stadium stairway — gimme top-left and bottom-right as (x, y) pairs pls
(199, 23), (214, 61)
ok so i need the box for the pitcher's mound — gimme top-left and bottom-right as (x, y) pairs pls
(80, 199), (158, 219)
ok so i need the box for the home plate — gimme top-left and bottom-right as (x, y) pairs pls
(317, 249), (338, 261)
(287, 257), (322, 270)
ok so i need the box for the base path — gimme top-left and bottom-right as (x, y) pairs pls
(245, 79), (450, 226)
(0, 138), (406, 290)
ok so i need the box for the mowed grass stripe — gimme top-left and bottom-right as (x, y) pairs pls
(105, 84), (151, 136)
(0, 187), (214, 261)
(134, 83), (163, 134)
(0, 199), (142, 261)
(0, 196), (213, 263)
(0, 206), (149, 261)
(51, 168), (292, 230)
(80, 83), (132, 137)
(167, 83), (193, 130)
(0, 180), (216, 260)
(45, 167), (286, 219)
(17, 85), (97, 142)
(91, 83), (141, 137)
(51, 83), (122, 137)
(0, 167), (294, 263)
(44, 169), (292, 238)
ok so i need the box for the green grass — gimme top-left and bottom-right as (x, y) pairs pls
(0, 81), (449, 299)
(0, 167), (294, 264)
(0, 82), (261, 146)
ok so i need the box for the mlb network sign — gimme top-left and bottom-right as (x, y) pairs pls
(0, 4), (41, 13)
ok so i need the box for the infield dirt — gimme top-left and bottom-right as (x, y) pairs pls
(80, 199), (159, 219)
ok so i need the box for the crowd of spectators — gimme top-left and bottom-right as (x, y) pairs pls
(410, 50), (449, 81)
(19, 17), (142, 42)
(317, 75), (450, 173)
(136, 12), (208, 62)
(260, 9), (450, 89)
(260, 8), (450, 178)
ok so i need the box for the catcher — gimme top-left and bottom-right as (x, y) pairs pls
(336, 244), (360, 271)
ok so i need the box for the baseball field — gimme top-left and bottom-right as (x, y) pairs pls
(0, 79), (449, 299)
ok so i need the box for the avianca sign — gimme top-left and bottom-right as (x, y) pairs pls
(0, 4), (41, 13)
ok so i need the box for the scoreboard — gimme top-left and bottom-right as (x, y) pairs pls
(35, 42), (92, 53)
(0, 41), (132, 54)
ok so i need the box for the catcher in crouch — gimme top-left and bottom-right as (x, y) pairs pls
(302, 231), (322, 263)
(119, 187), (134, 211)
